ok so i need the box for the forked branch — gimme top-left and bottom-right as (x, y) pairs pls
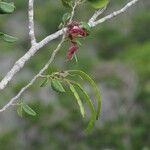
(0, 0), (140, 112)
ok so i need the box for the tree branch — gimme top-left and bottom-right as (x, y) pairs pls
(89, 0), (139, 27)
(0, 0), (140, 92)
(88, 7), (106, 25)
(0, 35), (66, 112)
(0, 0), (79, 112)
(28, 0), (36, 45)
(0, 29), (64, 91)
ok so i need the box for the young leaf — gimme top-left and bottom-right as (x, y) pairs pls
(62, 13), (71, 23)
(0, 2), (15, 14)
(22, 103), (36, 116)
(51, 79), (65, 93)
(68, 70), (101, 120)
(40, 78), (49, 87)
(80, 22), (91, 33)
(69, 80), (96, 132)
(58, 22), (64, 29)
(69, 83), (85, 118)
(87, 0), (110, 9)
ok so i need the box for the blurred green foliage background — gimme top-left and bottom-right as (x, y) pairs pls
(0, 0), (150, 149)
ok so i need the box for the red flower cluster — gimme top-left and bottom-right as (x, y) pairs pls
(66, 21), (88, 60)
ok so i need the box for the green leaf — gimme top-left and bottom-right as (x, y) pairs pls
(17, 105), (23, 117)
(0, 2), (15, 14)
(3, 34), (17, 42)
(51, 79), (65, 93)
(69, 80), (96, 132)
(76, 39), (82, 46)
(40, 78), (49, 87)
(22, 103), (36, 116)
(68, 70), (101, 120)
(69, 83), (85, 118)
(87, 0), (110, 9)
(74, 54), (78, 63)
(80, 22), (91, 33)
(0, 32), (17, 43)
(58, 22), (63, 29)
(62, 12), (71, 23)
(61, 0), (72, 8)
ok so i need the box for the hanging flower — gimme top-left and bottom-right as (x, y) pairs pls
(66, 21), (89, 60)
(66, 44), (78, 60)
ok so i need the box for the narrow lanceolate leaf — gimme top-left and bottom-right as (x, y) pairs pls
(40, 78), (49, 87)
(51, 79), (65, 93)
(69, 83), (85, 118)
(68, 70), (101, 120)
(22, 103), (36, 116)
(0, 32), (17, 43)
(0, 2), (15, 14)
(87, 0), (110, 9)
(69, 80), (96, 132)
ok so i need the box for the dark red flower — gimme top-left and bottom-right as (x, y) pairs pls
(66, 21), (88, 60)
(69, 26), (87, 37)
(67, 22), (88, 39)
(66, 45), (78, 60)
